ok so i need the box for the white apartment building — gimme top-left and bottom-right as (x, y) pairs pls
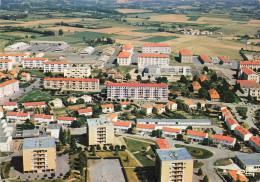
(43, 61), (69, 73)
(0, 59), (13, 70)
(0, 119), (13, 152)
(162, 127), (181, 139)
(44, 78), (99, 92)
(117, 51), (132, 65)
(46, 124), (61, 139)
(106, 82), (168, 100)
(3, 102), (18, 110)
(249, 136), (260, 152)
(0, 53), (28, 63)
(234, 126), (253, 141)
(225, 117), (239, 130)
(23, 101), (46, 109)
(22, 57), (48, 68)
(113, 121), (131, 133)
(142, 44), (171, 54)
(186, 130), (208, 142)
(239, 61), (260, 70)
(57, 117), (76, 126)
(64, 66), (91, 78)
(212, 134), (236, 148)
(122, 44), (133, 53)
(239, 67), (259, 83)
(179, 49), (193, 63)
(237, 80), (260, 100)
(0, 80), (19, 99)
(138, 54), (169, 67)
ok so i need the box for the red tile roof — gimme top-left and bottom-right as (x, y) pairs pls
(23, 101), (46, 106)
(136, 124), (156, 129)
(187, 130), (207, 137)
(199, 75), (208, 82)
(44, 78), (99, 82)
(107, 82), (168, 88)
(200, 55), (212, 63)
(241, 67), (256, 76)
(138, 54), (169, 58)
(237, 80), (260, 88)
(155, 139), (171, 149)
(3, 102), (17, 106)
(43, 61), (68, 64)
(6, 112), (18, 116)
(0, 80), (19, 88)
(166, 101), (176, 106)
(17, 113), (29, 117)
(192, 81), (201, 91)
(235, 126), (252, 136)
(113, 121), (131, 127)
(43, 115), (53, 119)
(249, 136), (260, 147)
(208, 89), (220, 99)
(213, 134), (235, 142)
(221, 108), (229, 114)
(122, 44), (133, 50)
(0, 59), (12, 62)
(219, 56), (231, 63)
(101, 104), (114, 108)
(162, 127), (181, 133)
(120, 101), (131, 105)
(153, 104), (165, 109)
(34, 114), (44, 118)
(23, 57), (47, 61)
(226, 117), (239, 126)
(183, 100), (195, 106)
(118, 51), (131, 58)
(106, 113), (117, 119)
(142, 105), (152, 109)
(0, 53), (27, 56)
(227, 170), (248, 182)
(78, 108), (93, 113)
(240, 61), (260, 65)
(57, 117), (76, 121)
(179, 49), (192, 55)
(142, 43), (170, 47)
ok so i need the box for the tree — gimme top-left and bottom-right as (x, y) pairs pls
(180, 75), (188, 84)
(199, 87), (208, 98)
(125, 154), (129, 162)
(67, 129), (71, 143)
(51, 173), (55, 178)
(234, 142), (241, 151)
(121, 145), (126, 151)
(109, 145), (114, 151)
(96, 145), (101, 150)
(103, 145), (107, 150)
(203, 66), (209, 73)
(126, 73), (131, 80)
(201, 80), (211, 90)
(58, 29), (64, 35)
(92, 149), (96, 156)
(70, 135), (77, 150)
(203, 175), (209, 182)
(198, 168), (203, 176)
(137, 75), (142, 81)
(106, 37), (115, 44)
(177, 134), (183, 141)
(193, 75), (199, 81)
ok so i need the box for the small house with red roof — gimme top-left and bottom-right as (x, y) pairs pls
(162, 127), (181, 138)
(23, 101), (46, 109)
(57, 116), (76, 126)
(122, 44), (133, 53)
(213, 134), (236, 148)
(234, 126), (253, 141)
(101, 104), (114, 113)
(141, 105), (153, 115)
(0, 59), (13, 70)
(136, 124), (156, 135)
(227, 170), (248, 182)
(153, 104), (165, 114)
(237, 80), (260, 100)
(219, 56), (232, 66)
(120, 101), (131, 109)
(20, 72), (31, 82)
(226, 117), (240, 130)
(166, 101), (177, 111)
(239, 67), (259, 83)
(183, 100), (197, 110)
(155, 139), (171, 149)
(113, 121), (131, 133)
(78, 108), (93, 116)
(191, 81), (201, 93)
(197, 100), (206, 109)
(106, 113), (118, 122)
(43, 61), (69, 73)
(199, 54), (213, 65)
(6, 112), (30, 123)
(199, 75), (208, 82)
(34, 114), (54, 126)
(249, 136), (260, 152)
(3, 102), (18, 110)
(239, 60), (260, 70)
(179, 49), (193, 63)
(208, 89), (220, 101)
(186, 130), (208, 142)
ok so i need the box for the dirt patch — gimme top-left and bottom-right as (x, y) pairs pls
(115, 9), (152, 13)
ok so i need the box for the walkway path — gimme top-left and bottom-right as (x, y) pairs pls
(125, 149), (143, 167)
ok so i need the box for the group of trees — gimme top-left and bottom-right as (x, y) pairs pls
(83, 37), (115, 47)
(3, 26), (55, 36)
(0, 13), (28, 20)
(155, 77), (168, 84)
(58, 128), (77, 150)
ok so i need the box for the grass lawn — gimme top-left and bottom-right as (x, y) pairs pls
(123, 136), (155, 144)
(214, 158), (232, 166)
(124, 137), (151, 152)
(194, 161), (204, 168)
(187, 16), (201, 21)
(140, 36), (179, 43)
(175, 144), (213, 159)
(116, 65), (136, 75)
(133, 152), (155, 167)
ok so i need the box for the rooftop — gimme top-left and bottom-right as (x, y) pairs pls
(162, 127), (181, 133)
(179, 49), (192, 56)
(23, 57), (47, 61)
(200, 54), (212, 63)
(236, 153), (260, 166)
(235, 126), (252, 136)
(138, 54), (169, 58)
(156, 148), (192, 161)
(241, 67), (257, 76)
(57, 116), (76, 121)
(44, 78), (98, 82)
(87, 118), (113, 126)
(43, 61), (68, 64)
(249, 136), (260, 147)
(137, 118), (211, 124)
(136, 123), (156, 129)
(218, 56), (231, 63)
(122, 44), (133, 50)
(240, 61), (260, 65)
(107, 82), (168, 88)
(23, 137), (55, 149)
(101, 104), (114, 108)
(155, 139), (171, 149)
(117, 51), (131, 58)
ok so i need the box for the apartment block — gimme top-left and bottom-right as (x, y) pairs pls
(106, 82), (168, 100)
(122, 44), (133, 53)
(87, 118), (114, 146)
(155, 139), (171, 149)
(22, 57), (48, 68)
(43, 61), (69, 73)
(23, 137), (56, 173)
(23, 101), (46, 109)
(239, 61), (260, 70)
(239, 67), (259, 83)
(249, 136), (260, 152)
(44, 78), (99, 92)
(0, 119), (13, 152)
(234, 126), (253, 141)
(0, 59), (13, 70)
(57, 116), (76, 126)
(64, 66), (91, 78)
(237, 80), (260, 100)
(179, 49), (193, 63)
(0, 79), (19, 99)
(117, 51), (132, 65)
(136, 124), (156, 135)
(0, 53), (28, 63)
(142, 43), (171, 54)
(6, 112), (30, 123)
(155, 148), (193, 182)
(138, 54), (169, 67)
(212, 134), (236, 148)
(113, 121), (131, 133)
(225, 117), (239, 130)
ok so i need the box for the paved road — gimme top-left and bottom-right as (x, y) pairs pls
(0, 77), (41, 105)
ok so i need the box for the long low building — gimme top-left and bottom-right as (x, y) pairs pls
(142, 43), (171, 54)
(44, 78), (99, 92)
(22, 57), (48, 68)
(137, 119), (212, 129)
(138, 54), (169, 67)
(43, 61), (69, 73)
(106, 82), (168, 100)
(0, 79), (19, 99)
(64, 66), (91, 78)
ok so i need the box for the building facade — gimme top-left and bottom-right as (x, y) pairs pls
(0, 59), (13, 70)
(199, 55), (213, 65)
(64, 67), (91, 78)
(117, 51), (132, 65)
(22, 57), (48, 68)
(0, 79), (19, 99)
(142, 44), (171, 54)
(0, 53), (28, 63)
(179, 49), (193, 63)
(138, 54), (169, 67)
(43, 61), (69, 73)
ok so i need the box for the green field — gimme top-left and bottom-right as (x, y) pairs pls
(132, 29), (158, 33)
(133, 153), (155, 166)
(175, 144), (213, 159)
(123, 137), (151, 153)
(187, 16), (201, 21)
(140, 36), (179, 43)
(67, 31), (116, 39)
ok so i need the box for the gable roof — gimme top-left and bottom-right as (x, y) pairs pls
(155, 139), (171, 149)
(226, 117), (239, 126)
(213, 134), (235, 142)
(183, 100), (195, 106)
(199, 75), (208, 82)
(241, 67), (257, 76)
(142, 105), (152, 109)
(106, 113), (117, 120)
(218, 56), (231, 63)
(187, 130), (207, 137)
(153, 104), (165, 109)
(192, 81), (201, 90)
(166, 101), (176, 106)
(78, 108), (93, 113)
(240, 61), (260, 65)
(208, 89), (220, 99)
(0, 59), (12, 62)
(113, 121), (131, 127)
(0, 80), (18, 88)
(200, 54), (212, 63)
(44, 78), (99, 82)
(57, 117), (76, 121)
(237, 80), (260, 88)
(179, 49), (192, 56)
(120, 101), (131, 105)
(142, 43), (170, 47)
(138, 54), (169, 58)
(162, 127), (181, 133)
(23, 101), (46, 107)
(23, 57), (47, 61)
(43, 61), (68, 64)
(136, 124), (156, 129)
(101, 104), (114, 108)
(117, 51), (131, 58)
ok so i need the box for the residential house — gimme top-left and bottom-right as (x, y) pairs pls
(186, 130), (208, 142)
(141, 105), (153, 115)
(199, 75), (208, 82)
(9, 70), (17, 79)
(117, 51), (132, 65)
(213, 134), (236, 148)
(106, 113), (118, 122)
(122, 44), (133, 53)
(3, 102), (18, 110)
(192, 81), (201, 93)
(34, 114), (54, 126)
(101, 104), (114, 113)
(239, 67), (259, 83)
(166, 101), (177, 111)
(20, 72), (31, 82)
(236, 153), (260, 172)
(226, 117), (240, 130)
(234, 126), (253, 141)
(120, 101), (131, 109)
(78, 108), (93, 116)
(219, 56), (232, 66)
(249, 136), (260, 152)
(142, 43), (171, 54)
(227, 170), (248, 182)
(23, 101), (46, 109)
(208, 89), (220, 101)
(162, 127), (181, 139)
(113, 121), (131, 133)
(153, 105), (165, 114)
(57, 117), (76, 126)
(199, 54), (213, 65)
(179, 49), (193, 63)
(183, 100), (197, 110)
(0, 79), (19, 99)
